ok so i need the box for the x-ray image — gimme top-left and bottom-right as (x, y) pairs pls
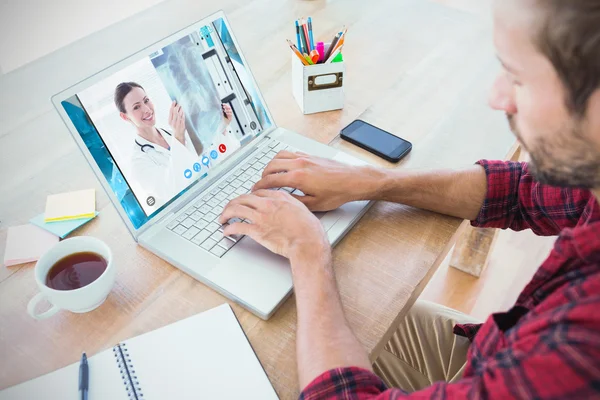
(151, 36), (225, 155)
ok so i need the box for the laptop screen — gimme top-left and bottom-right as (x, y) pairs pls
(60, 16), (272, 229)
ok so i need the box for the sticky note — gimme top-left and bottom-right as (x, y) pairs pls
(44, 189), (96, 222)
(30, 212), (99, 239)
(3, 224), (59, 267)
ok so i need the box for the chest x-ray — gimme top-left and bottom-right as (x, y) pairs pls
(151, 35), (225, 155)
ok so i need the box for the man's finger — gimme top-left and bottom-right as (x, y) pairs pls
(224, 193), (265, 210)
(218, 204), (257, 224)
(169, 102), (174, 122)
(251, 189), (289, 199)
(253, 173), (299, 191)
(262, 159), (299, 177)
(291, 192), (311, 203)
(223, 222), (255, 238)
(273, 150), (304, 160)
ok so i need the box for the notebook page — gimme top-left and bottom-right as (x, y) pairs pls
(124, 304), (278, 400)
(0, 348), (128, 400)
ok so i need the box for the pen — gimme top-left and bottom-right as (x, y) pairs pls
(330, 28), (347, 55)
(79, 352), (89, 400)
(302, 19), (311, 54)
(287, 39), (310, 66)
(299, 19), (309, 55)
(295, 20), (302, 52)
(323, 29), (343, 61)
(307, 17), (315, 52)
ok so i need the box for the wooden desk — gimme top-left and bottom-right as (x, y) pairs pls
(0, 0), (513, 398)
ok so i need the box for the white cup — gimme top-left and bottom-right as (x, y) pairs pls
(27, 237), (115, 320)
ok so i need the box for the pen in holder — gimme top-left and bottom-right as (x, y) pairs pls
(292, 43), (345, 115)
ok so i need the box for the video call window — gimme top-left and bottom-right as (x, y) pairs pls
(61, 17), (272, 229)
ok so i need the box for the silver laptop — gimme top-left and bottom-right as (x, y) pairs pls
(51, 11), (371, 320)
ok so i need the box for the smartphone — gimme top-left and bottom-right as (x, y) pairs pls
(340, 120), (412, 163)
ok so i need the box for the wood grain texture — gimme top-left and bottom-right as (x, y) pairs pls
(450, 226), (498, 277)
(0, 0), (511, 398)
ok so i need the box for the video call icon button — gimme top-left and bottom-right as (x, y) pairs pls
(210, 150), (218, 160)
(184, 169), (192, 179)
(193, 162), (201, 172)
(218, 144), (227, 153)
(202, 156), (210, 166)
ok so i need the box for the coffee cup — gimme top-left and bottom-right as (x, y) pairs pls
(27, 237), (115, 320)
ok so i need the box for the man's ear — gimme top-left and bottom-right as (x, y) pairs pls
(119, 112), (129, 122)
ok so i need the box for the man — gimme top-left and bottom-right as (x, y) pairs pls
(219, 0), (600, 397)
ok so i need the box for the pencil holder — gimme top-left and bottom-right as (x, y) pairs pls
(291, 53), (345, 114)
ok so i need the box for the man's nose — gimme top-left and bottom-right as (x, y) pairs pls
(489, 73), (517, 115)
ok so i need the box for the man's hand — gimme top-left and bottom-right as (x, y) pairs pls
(218, 189), (330, 261)
(252, 151), (379, 212)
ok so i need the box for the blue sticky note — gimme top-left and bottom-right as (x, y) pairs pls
(29, 212), (99, 239)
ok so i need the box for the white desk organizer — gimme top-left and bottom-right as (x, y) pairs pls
(292, 53), (345, 114)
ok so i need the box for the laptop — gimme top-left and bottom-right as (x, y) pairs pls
(51, 11), (371, 320)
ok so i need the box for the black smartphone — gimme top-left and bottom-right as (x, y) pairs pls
(340, 120), (412, 163)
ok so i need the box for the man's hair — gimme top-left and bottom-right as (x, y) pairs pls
(533, 0), (600, 117)
(114, 82), (144, 113)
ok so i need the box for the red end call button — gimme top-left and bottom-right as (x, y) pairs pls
(218, 144), (227, 153)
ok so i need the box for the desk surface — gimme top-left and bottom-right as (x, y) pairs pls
(0, 0), (513, 398)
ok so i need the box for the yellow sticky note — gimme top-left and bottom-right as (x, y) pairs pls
(44, 189), (96, 222)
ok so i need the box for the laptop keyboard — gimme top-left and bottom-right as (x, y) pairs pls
(165, 140), (298, 258)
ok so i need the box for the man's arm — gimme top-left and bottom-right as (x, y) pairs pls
(363, 165), (487, 221)
(300, 295), (600, 399)
(254, 153), (594, 235)
(253, 151), (487, 220)
(291, 244), (372, 388)
(218, 190), (373, 388)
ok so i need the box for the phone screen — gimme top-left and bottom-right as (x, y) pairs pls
(341, 120), (411, 160)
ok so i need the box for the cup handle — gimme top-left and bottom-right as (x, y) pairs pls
(27, 292), (60, 320)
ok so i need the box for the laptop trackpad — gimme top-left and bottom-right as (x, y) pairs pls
(206, 236), (293, 317)
(296, 189), (337, 230)
(316, 210), (341, 231)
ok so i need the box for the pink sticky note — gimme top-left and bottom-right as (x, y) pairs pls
(3, 224), (59, 267)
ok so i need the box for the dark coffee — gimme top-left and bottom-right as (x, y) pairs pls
(46, 252), (107, 291)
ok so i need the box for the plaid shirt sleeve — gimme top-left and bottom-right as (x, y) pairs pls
(471, 160), (592, 235)
(301, 321), (600, 400)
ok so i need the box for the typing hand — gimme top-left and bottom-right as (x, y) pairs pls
(218, 190), (330, 260)
(252, 151), (368, 212)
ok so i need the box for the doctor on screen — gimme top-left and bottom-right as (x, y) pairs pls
(114, 82), (233, 210)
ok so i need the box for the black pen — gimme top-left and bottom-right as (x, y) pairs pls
(79, 352), (89, 400)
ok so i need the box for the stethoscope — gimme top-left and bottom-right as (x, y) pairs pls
(135, 128), (172, 153)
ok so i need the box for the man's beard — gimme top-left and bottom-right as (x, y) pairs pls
(507, 114), (600, 189)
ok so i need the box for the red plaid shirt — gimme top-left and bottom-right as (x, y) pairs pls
(300, 160), (600, 400)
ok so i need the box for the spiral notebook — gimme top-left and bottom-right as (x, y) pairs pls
(0, 304), (278, 399)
